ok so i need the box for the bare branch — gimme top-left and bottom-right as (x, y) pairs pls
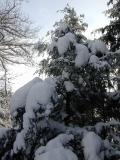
(0, 0), (37, 70)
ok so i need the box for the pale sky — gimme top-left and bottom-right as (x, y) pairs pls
(11, 0), (109, 92)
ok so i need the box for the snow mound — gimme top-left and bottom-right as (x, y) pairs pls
(26, 78), (57, 116)
(89, 55), (99, 64)
(50, 32), (76, 55)
(13, 130), (25, 153)
(34, 134), (77, 160)
(46, 134), (74, 149)
(13, 77), (58, 153)
(10, 77), (42, 116)
(75, 43), (89, 67)
(95, 122), (105, 134)
(35, 147), (77, 160)
(23, 77), (57, 130)
(82, 132), (103, 160)
(88, 39), (108, 55)
(44, 77), (56, 88)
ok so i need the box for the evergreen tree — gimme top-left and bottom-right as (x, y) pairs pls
(38, 5), (112, 124)
(98, 0), (120, 90)
(0, 5), (120, 160)
(100, 0), (120, 51)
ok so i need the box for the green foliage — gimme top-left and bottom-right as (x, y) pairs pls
(97, 0), (120, 91)
(99, 0), (120, 51)
(57, 4), (88, 34)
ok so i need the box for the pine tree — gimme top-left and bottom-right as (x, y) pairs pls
(34, 6), (120, 159)
(38, 5), (112, 124)
(98, 0), (120, 90)
(100, 0), (120, 51)
(0, 5), (120, 160)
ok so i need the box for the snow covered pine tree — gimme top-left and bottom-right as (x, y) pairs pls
(0, 5), (120, 160)
(97, 0), (120, 120)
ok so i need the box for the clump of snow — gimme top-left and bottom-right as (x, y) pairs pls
(82, 132), (103, 160)
(46, 134), (74, 149)
(23, 77), (57, 131)
(107, 118), (120, 126)
(64, 81), (74, 92)
(78, 76), (84, 84)
(89, 55), (110, 70)
(50, 32), (76, 55)
(44, 77), (56, 87)
(13, 130), (25, 153)
(62, 71), (69, 79)
(95, 122), (105, 134)
(10, 77), (42, 117)
(57, 22), (69, 34)
(58, 32), (76, 55)
(75, 43), (89, 67)
(13, 77), (58, 153)
(89, 55), (99, 64)
(115, 49), (120, 54)
(88, 39), (108, 55)
(25, 78), (57, 116)
(35, 147), (78, 160)
(34, 134), (77, 160)
(22, 112), (33, 131)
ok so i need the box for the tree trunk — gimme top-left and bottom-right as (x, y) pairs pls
(118, 68), (120, 90)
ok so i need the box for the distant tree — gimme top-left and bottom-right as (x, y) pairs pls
(97, 0), (120, 90)
(0, 0), (35, 68)
(0, 87), (11, 127)
(0, 0), (36, 93)
(99, 0), (120, 51)
(0, 0), (37, 126)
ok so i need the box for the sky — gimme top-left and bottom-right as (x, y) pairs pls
(22, 0), (109, 38)
(11, 0), (110, 92)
